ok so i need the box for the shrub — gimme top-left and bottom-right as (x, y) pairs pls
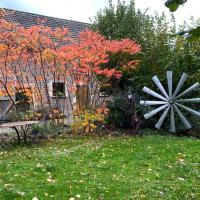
(106, 94), (132, 129)
(5, 110), (36, 122)
(105, 91), (157, 130)
(71, 109), (107, 134)
(31, 122), (63, 136)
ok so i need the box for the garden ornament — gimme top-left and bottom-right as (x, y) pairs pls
(140, 71), (200, 132)
(128, 94), (142, 133)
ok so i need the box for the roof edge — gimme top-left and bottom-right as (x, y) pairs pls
(1, 7), (91, 25)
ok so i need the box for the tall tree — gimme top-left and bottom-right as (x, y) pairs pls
(92, 0), (176, 90)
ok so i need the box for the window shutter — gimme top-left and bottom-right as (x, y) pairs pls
(65, 82), (69, 97)
(48, 81), (53, 97)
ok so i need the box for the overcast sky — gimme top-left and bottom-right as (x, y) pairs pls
(0, 0), (199, 26)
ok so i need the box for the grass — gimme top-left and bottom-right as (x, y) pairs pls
(0, 131), (200, 199)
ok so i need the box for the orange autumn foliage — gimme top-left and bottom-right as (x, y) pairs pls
(0, 11), (141, 115)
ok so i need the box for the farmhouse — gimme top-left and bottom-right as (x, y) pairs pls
(0, 9), (90, 120)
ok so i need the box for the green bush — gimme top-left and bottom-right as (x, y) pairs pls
(105, 91), (157, 130)
(5, 110), (36, 122)
(33, 122), (68, 135)
(106, 94), (132, 129)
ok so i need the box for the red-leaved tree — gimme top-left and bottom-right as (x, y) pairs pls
(0, 10), (141, 122)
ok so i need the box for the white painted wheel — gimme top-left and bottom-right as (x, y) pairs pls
(140, 71), (200, 132)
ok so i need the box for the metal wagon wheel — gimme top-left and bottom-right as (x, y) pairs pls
(140, 71), (200, 132)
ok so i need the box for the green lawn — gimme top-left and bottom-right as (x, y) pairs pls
(0, 132), (200, 200)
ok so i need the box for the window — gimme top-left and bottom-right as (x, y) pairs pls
(15, 88), (32, 112)
(52, 82), (65, 97)
(99, 91), (109, 97)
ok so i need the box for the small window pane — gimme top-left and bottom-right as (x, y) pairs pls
(15, 88), (32, 112)
(52, 82), (65, 97)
